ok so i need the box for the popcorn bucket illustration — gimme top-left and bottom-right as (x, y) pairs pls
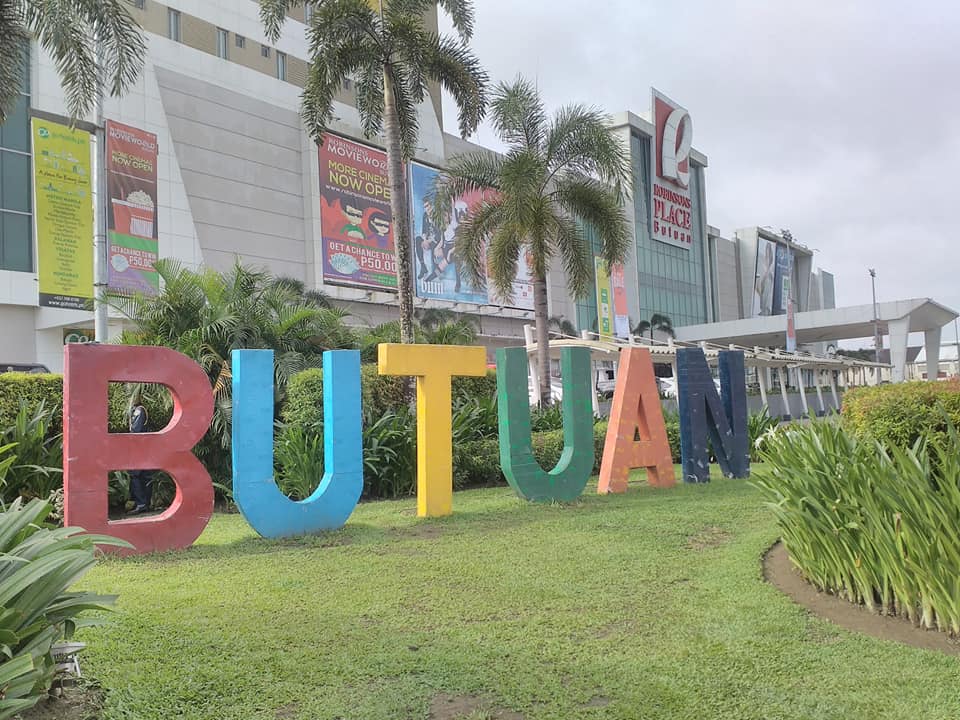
(112, 199), (155, 238)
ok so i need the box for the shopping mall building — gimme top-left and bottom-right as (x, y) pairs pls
(0, 1), (949, 380)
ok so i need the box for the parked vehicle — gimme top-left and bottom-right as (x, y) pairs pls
(1, 363), (50, 374)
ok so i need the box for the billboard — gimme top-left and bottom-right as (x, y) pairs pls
(611, 263), (630, 339)
(106, 120), (159, 295)
(752, 237), (776, 317)
(408, 162), (534, 309)
(773, 244), (794, 316)
(32, 118), (93, 310)
(595, 257), (613, 338)
(319, 134), (397, 290)
(651, 89), (693, 250)
(786, 298), (797, 352)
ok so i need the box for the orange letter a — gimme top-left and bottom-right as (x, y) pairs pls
(598, 348), (675, 493)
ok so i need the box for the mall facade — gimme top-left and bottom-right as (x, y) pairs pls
(1, 0), (837, 372)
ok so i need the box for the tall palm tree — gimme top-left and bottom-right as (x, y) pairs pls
(633, 313), (674, 342)
(433, 77), (631, 406)
(0, 0), (146, 121)
(258, 0), (488, 346)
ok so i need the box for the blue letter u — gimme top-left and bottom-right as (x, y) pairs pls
(231, 349), (363, 537)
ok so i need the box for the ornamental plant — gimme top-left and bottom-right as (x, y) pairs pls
(754, 419), (960, 635)
(0, 498), (129, 718)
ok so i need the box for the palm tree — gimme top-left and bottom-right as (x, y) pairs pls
(433, 78), (631, 406)
(257, 0), (488, 346)
(549, 316), (577, 338)
(111, 259), (356, 455)
(633, 313), (675, 342)
(0, 1), (146, 121)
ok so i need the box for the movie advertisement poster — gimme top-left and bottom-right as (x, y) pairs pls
(106, 120), (159, 295)
(408, 162), (534, 310)
(773, 243), (794, 316)
(319, 134), (397, 290)
(752, 237), (776, 317)
(651, 88), (694, 250)
(32, 118), (93, 309)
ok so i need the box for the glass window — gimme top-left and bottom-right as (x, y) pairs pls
(0, 94), (29, 152)
(277, 51), (287, 81)
(305, 4), (314, 23)
(216, 28), (229, 59)
(0, 151), (31, 213)
(235, 34), (246, 49)
(261, 45), (271, 58)
(168, 9), (181, 42)
(0, 211), (31, 272)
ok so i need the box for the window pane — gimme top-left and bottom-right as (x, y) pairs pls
(0, 211), (32, 272)
(0, 94), (30, 153)
(0, 151), (31, 213)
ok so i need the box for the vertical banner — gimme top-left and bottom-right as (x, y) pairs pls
(611, 263), (630, 339)
(106, 121), (159, 295)
(32, 118), (93, 309)
(651, 89), (693, 250)
(773, 244), (794, 316)
(786, 298), (797, 352)
(595, 257), (613, 338)
(752, 237), (776, 317)
(408, 161), (534, 310)
(319, 134), (397, 290)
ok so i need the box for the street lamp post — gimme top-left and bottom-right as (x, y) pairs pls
(869, 269), (880, 364)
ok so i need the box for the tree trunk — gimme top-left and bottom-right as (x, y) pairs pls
(382, 68), (415, 345)
(533, 273), (552, 407)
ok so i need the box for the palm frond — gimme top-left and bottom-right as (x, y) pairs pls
(422, 34), (487, 138)
(490, 77), (547, 152)
(551, 176), (631, 270)
(544, 104), (631, 196)
(258, 0), (304, 42)
(0, 5), (29, 123)
(550, 209), (592, 300)
(452, 197), (503, 292)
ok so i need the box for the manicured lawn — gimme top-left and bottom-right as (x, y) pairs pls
(80, 469), (960, 719)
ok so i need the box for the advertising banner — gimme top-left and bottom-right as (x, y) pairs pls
(63, 328), (95, 345)
(408, 161), (534, 310)
(106, 120), (159, 295)
(752, 237), (776, 317)
(611, 263), (630, 339)
(651, 89), (693, 250)
(773, 243), (794, 316)
(786, 298), (797, 352)
(32, 118), (93, 310)
(595, 257), (613, 338)
(319, 134), (397, 290)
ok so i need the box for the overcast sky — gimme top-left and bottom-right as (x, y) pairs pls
(441, 1), (960, 344)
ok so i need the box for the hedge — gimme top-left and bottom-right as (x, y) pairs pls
(842, 380), (960, 449)
(0, 374), (64, 431)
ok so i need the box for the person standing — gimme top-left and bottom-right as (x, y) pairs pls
(128, 400), (152, 514)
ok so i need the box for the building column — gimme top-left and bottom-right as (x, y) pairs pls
(814, 371), (826, 416)
(778, 366), (791, 420)
(829, 371), (840, 410)
(524, 325), (539, 402)
(888, 317), (910, 383)
(757, 366), (769, 410)
(795, 367), (809, 417)
(925, 326), (942, 381)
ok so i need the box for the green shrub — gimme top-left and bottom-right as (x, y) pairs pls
(754, 419), (960, 635)
(452, 370), (497, 405)
(0, 374), (63, 432)
(842, 380), (960, 450)
(662, 410), (681, 463)
(747, 407), (780, 462)
(362, 408), (417, 498)
(283, 365), (408, 428)
(0, 401), (62, 506)
(0, 498), (127, 717)
(274, 423), (324, 500)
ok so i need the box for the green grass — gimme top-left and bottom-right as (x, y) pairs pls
(80, 469), (960, 720)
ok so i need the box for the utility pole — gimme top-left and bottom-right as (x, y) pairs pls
(93, 41), (109, 342)
(869, 268), (879, 364)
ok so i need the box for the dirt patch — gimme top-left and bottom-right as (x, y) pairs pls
(20, 684), (103, 720)
(764, 542), (960, 656)
(582, 695), (611, 708)
(274, 701), (300, 719)
(389, 524), (445, 542)
(428, 693), (524, 720)
(686, 526), (731, 551)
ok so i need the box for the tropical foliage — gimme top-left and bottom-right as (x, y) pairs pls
(0, 400), (62, 506)
(755, 419), (960, 635)
(842, 379), (960, 450)
(0, 0), (145, 122)
(0, 498), (127, 718)
(257, 0), (488, 344)
(433, 77), (631, 405)
(633, 313), (675, 341)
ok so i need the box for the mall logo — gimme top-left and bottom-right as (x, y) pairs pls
(651, 89), (694, 249)
(660, 105), (692, 189)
